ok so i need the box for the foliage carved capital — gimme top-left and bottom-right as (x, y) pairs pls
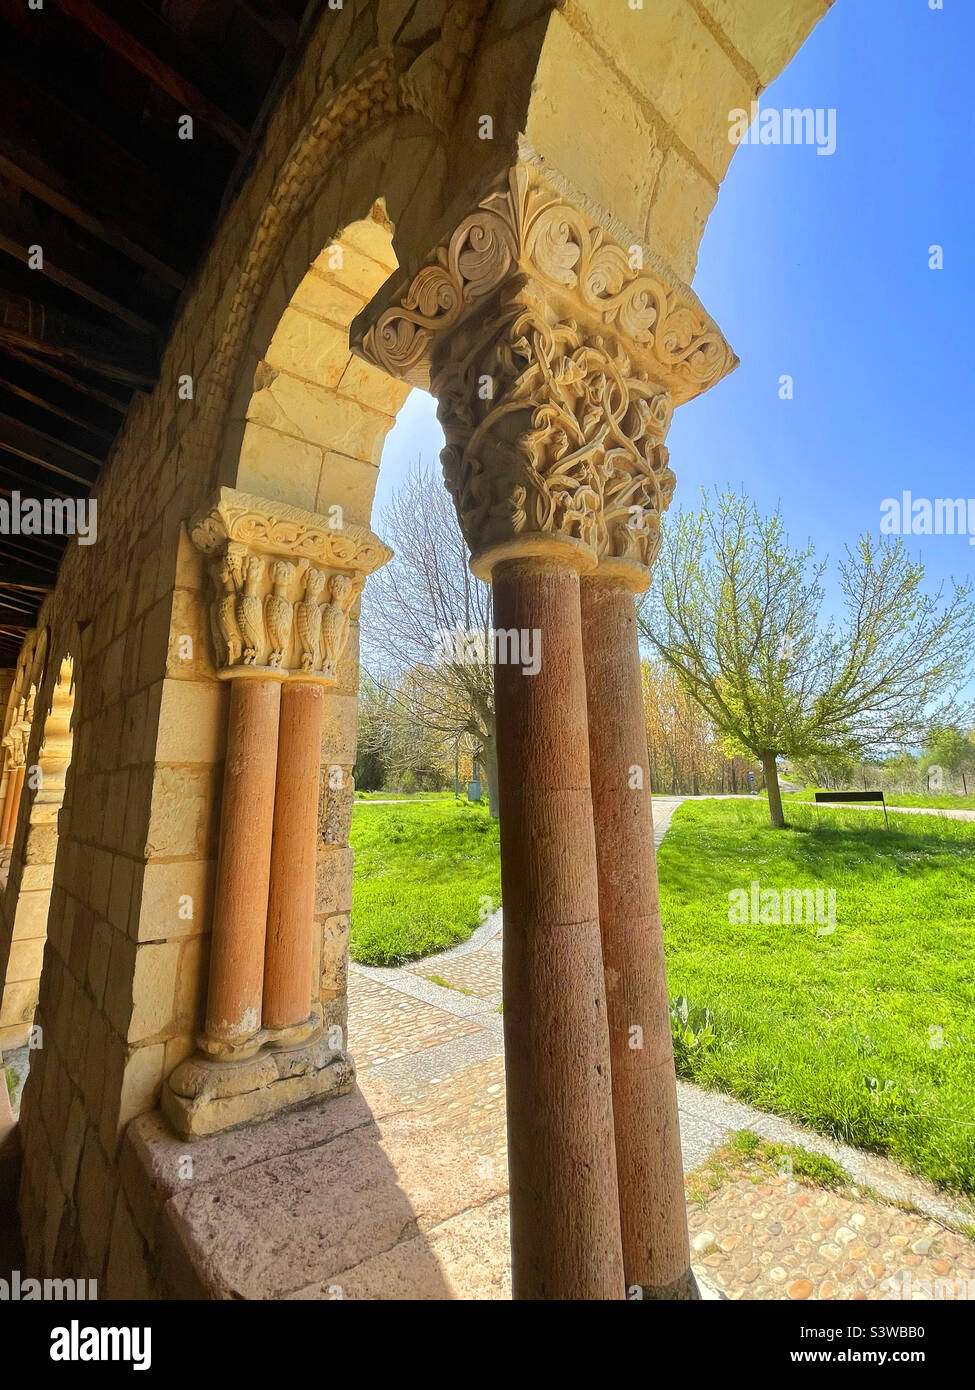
(351, 166), (736, 576)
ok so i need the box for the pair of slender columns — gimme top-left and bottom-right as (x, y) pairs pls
(0, 764), (25, 851)
(203, 671), (326, 1054)
(493, 555), (691, 1301)
(346, 162), (734, 1300)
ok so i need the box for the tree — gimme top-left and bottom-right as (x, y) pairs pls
(921, 725), (975, 794)
(360, 462), (500, 816)
(641, 657), (756, 794)
(355, 668), (465, 793)
(639, 488), (975, 827)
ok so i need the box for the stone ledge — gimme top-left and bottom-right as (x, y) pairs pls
(116, 1078), (509, 1299)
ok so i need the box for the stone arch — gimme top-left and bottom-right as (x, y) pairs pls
(0, 635), (77, 1055)
(231, 206), (411, 522)
(157, 0), (837, 1145)
(6, 0), (840, 1292)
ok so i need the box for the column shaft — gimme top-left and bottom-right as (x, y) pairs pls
(205, 675), (282, 1047)
(493, 557), (625, 1301)
(0, 772), (15, 848)
(263, 680), (325, 1030)
(3, 766), (25, 849)
(580, 575), (694, 1299)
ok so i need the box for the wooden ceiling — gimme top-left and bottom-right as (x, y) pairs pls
(0, 0), (317, 664)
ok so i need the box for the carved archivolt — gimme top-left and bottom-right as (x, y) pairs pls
(190, 489), (389, 680)
(400, 0), (490, 131)
(201, 49), (405, 452)
(353, 166), (734, 573)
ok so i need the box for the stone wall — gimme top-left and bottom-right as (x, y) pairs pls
(0, 0), (832, 1289)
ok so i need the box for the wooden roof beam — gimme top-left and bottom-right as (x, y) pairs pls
(51, 0), (249, 149)
(0, 142), (186, 290)
(0, 411), (102, 486)
(0, 342), (130, 414)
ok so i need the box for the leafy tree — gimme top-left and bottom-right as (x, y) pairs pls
(639, 489), (974, 827)
(641, 658), (756, 794)
(921, 725), (975, 794)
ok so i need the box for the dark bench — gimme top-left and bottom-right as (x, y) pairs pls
(814, 789), (889, 830)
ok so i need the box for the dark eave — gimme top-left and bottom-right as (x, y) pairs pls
(0, 0), (320, 658)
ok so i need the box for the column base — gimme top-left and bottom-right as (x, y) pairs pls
(629, 1268), (702, 1300)
(162, 1032), (355, 1140)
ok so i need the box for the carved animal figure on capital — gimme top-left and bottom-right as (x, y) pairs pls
(296, 567), (327, 671)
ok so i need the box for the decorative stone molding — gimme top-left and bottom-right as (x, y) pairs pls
(355, 165), (734, 400)
(1, 722), (26, 772)
(351, 165), (736, 577)
(196, 0), (490, 476)
(189, 489), (391, 680)
(400, 0), (491, 132)
(198, 49), (408, 467)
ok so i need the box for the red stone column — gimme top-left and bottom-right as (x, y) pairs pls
(262, 679), (325, 1030)
(0, 770), (15, 848)
(492, 553), (625, 1301)
(580, 567), (695, 1299)
(2, 765), (25, 849)
(203, 671), (284, 1052)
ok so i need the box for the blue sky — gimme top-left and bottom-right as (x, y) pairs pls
(377, 0), (974, 631)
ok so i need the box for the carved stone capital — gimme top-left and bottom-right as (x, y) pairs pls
(189, 488), (391, 679)
(351, 165), (736, 577)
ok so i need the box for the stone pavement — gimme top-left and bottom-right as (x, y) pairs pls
(687, 1165), (975, 1301)
(343, 792), (975, 1300)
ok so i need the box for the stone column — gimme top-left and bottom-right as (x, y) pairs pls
(1, 764), (24, 849)
(164, 491), (387, 1139)
(581, 564), (696, 1299)
(494, 552), (624, 1300)
(1, 696), (31, 853)
(351, 162), (736, 1297)
(203, 668), (284, 1052)
(263, 678), (325, 1030)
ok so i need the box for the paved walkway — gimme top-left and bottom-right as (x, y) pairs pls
(345, 792), (975, 1299)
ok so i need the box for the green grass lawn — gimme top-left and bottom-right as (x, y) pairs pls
(349, 798), (501, 965)
(658, 799), (975, 1194)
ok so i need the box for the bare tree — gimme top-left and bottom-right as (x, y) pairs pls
(360, 461), (499, 816)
